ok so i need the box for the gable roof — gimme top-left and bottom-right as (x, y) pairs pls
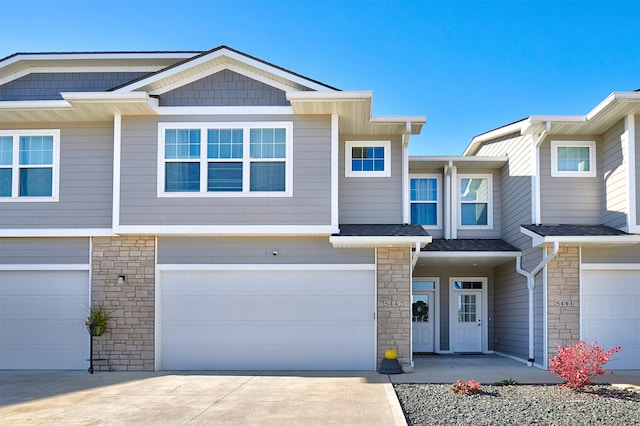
(111, 45), (339, 94)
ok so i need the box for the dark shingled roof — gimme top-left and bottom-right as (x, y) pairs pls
(421, 239), (519, 252)
(522, 224), (628, 237)
(334, 224), (430, 237)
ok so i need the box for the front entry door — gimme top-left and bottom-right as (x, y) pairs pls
(412, 293), (434, 352)
(454, 290), (483, 352)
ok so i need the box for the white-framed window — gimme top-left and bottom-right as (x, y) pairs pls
(158, 122), (293, 197)
(0, 129), (60, 202)
(551, 140), (596, 177)
(410, 175), (441, 227)
(345, 140), (390, 177)
(458, 174), (492, 228)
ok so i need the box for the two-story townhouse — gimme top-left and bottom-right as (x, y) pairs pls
(0, 46), (430, 371)
(454, 92), (640, 369)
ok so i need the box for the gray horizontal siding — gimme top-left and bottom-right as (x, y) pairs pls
(159, 70), (289, 107)
(582, 246), (640, 263)
(0, 123), (113, 229)
(0, 72), (148, 101)
(539, 138), (602, 224)
(492, 260), (529, 360)
(119, 115), (332, 226)
(0, 237), (89, 264)
(339, 136), (403, 224)
(157, 236), (374, 264)
(476, 134), (532, 246)
(601, 119), (627, 229)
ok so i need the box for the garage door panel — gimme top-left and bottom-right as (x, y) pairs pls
(162, 344), (372, 370)
(163, 294), (371, 322)
(0, 271), (89, 369)
(160, 269), (375, 370)
(162, 271), (373, 297)
(582, 270), (640, 369)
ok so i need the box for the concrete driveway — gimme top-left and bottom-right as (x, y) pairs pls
(0, 370), (406, 425)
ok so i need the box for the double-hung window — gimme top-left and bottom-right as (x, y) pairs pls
(410, 175), (440, 227)
(345, 141), (391, 177)
(0, 130), (60, 201)
(551, 140), (596, 177)
(458, 174), (492, 227)
(159, 122), (292, 196)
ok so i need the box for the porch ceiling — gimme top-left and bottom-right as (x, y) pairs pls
(415, 252), (518, 268)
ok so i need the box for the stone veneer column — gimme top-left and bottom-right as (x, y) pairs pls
(546, 245), (580, 366)
(91, 236), (155, 371)
(376, 246), (412, 368)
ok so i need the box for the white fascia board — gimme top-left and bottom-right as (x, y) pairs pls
(520, 226), (640, 247)
(154, 106), (293, 116)
(370, 115), (427, 124)
(0, 228), (115, 237)
(520, 226), (546, 247)
(0, 100), (72, 110)
(463, 120), (527, 156)
(61, 91), (151, 102)
(286, 91), (373, 102)
(0, 264), (91, 271)
(114, 224), (339, 236)
(419, 251), (520, 258)
(330, 235), (432, 248)
(586, 91), (640, 121)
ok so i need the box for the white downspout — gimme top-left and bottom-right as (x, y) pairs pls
(411, 241), (421, 268)
(516, 241), (559, 366)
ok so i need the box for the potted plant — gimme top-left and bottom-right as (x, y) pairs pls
(85, 304), (112, 336)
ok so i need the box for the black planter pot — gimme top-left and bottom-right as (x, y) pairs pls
(88, 324), (105, 336)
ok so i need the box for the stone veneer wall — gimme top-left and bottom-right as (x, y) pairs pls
(91, 236), (155, 371)
(546, 245), (580, 366)
(376, 246), (412, 368)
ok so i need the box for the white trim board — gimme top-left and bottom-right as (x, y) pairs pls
(0, 264), (90, 271)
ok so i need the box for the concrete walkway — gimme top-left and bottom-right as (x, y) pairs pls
(1, 355), (638, 425)
(0, 370), (406, 425)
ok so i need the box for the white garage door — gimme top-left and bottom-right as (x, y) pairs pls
(0, 270), (89, 369)
(582, 270), (640, 369)
(159, 268), (375, 370)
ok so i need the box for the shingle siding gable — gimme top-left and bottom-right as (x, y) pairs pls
(159, 70), (290, 107)
(0, 72), (149, 100)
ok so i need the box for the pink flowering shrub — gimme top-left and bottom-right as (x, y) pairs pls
(549, 341), (621, 391)
(451, 379), (483, 395)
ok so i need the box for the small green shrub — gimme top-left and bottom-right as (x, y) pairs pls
(495, 378), (519, 386)
(451, 379), (483, 395)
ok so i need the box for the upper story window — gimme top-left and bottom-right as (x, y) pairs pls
(410, 175), (441, 227)
(0, 130), (60, 202)
(345, 140), (390, 177)
(551, 140), (596, 177)
(459, 174), (492, 228)
(158, 122), (292, 197)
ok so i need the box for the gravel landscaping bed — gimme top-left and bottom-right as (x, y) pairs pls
(394, 384), (640, 425)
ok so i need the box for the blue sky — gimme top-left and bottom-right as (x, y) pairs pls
(0, 0), (638, 155)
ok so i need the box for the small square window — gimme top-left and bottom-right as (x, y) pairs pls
(345, 141), (390, 177)
(551, 141), (596, 177)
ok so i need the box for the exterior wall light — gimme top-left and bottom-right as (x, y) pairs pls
(118, 275), (126, 284)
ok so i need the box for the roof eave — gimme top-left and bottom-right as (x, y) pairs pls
(329, 235), (432, 248)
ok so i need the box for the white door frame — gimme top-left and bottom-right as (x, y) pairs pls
(449, 277), (488, 353)
(411, 277), (440, 353)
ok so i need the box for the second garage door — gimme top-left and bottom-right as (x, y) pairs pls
(582, 269), (640, 369)
(158, 268), (375, 370)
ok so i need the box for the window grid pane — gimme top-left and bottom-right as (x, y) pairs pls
(460, 178), (488, 202)
(250, 162), (285, 191)
(0, 136), (12, 165)
(351, 145), (385, 172)
(557, 146), (590, 172)
(461, 203), (488, 225)
(0, 168), (11, 197)
(411, 203), (437, 225)
(207, 129), (243, 159)
(457, 294), (477, 323)
(250, 128), (286, 159)
(165, 129), (200, 159)
(19, 136), (53, 165)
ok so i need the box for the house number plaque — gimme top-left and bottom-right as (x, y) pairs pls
(384, 300), (404, 308)
(554, 300), (574, 307)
